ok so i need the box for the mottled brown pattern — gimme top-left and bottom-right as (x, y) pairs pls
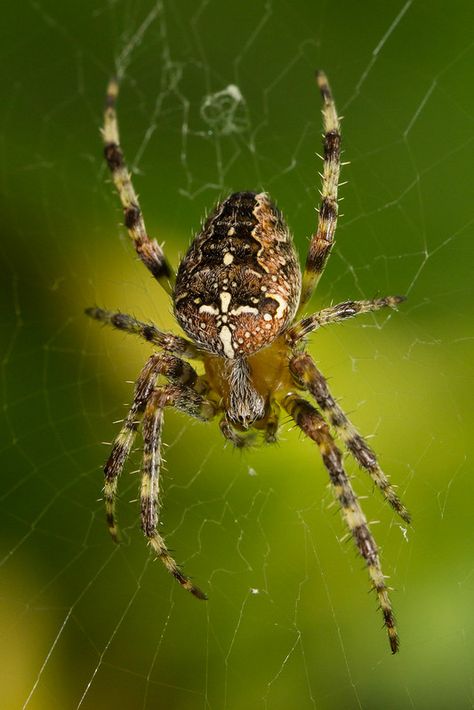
(174, 192), (301, 358)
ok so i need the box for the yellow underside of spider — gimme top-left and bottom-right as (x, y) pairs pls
(202, 335), (295, 429)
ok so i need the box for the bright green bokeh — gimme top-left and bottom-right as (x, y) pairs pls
(1, 1), (473, 708)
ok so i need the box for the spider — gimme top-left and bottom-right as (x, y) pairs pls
(87, 71), (410, 654)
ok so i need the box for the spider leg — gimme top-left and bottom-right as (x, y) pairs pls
(219, 416), (258, 448)
(287, 296), (405, 348)
(264, 400), (280, 444)
(299, 71), (341, 312)
(103, 353), (199, 542)
(85, 307), (199, 358)
(283, 393), (399, 654)
(289, 353), (410, 523)
(141, 385), (216, 599)
(102, 78), (175, 294)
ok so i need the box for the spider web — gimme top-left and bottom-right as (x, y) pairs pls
(1, 1), (473, 708)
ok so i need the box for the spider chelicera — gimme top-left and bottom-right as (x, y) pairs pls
(87, 71), (410, 654)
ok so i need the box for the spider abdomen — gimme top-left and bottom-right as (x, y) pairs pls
(174, 191), (301, 358)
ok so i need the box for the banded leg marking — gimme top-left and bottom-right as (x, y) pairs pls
(287, 296), (405, 347)
(290, 353), (410, 523)
(141, 385), (217, 599)
(299, 71), (341, 311)
(103, 78), (175, 293)
(86, 307), (199, 358)
(103, 353), (199, 542)
(265, 400), (280, 444)
(283, 393), (400, 654)
(104, 404), (141, 542)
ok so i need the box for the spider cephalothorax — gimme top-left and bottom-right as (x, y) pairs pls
(87, 72), (409, 653)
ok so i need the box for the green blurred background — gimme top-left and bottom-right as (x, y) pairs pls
(1, 1), (473, 708)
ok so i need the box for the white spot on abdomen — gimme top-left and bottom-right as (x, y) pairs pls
(223, 252), (234, 265)
(269, 293), (288, 319)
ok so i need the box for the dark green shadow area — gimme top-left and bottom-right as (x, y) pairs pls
(1, 1), (473, 708)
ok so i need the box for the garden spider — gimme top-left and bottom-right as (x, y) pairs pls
(87, 71), (410, 654)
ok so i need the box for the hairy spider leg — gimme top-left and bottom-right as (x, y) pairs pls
(102, 78), (176, 294)
(289, 353), (411, 523)
(287, 296), (406, 348)
(299, 71), (341, 312)
(85, 307), (199, 358)
(103, 353), (199, 542)
(264, 400), (281, 444)
(219, 417), (258, 448)
(140, 385), (216, 599)
(283, 394), (400, 654)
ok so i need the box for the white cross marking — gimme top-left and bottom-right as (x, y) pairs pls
(229, 305), (259, 316)
(199, 304), (219, 315)
(219, 325), (234, 358)
(220, 291), (232, 313)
